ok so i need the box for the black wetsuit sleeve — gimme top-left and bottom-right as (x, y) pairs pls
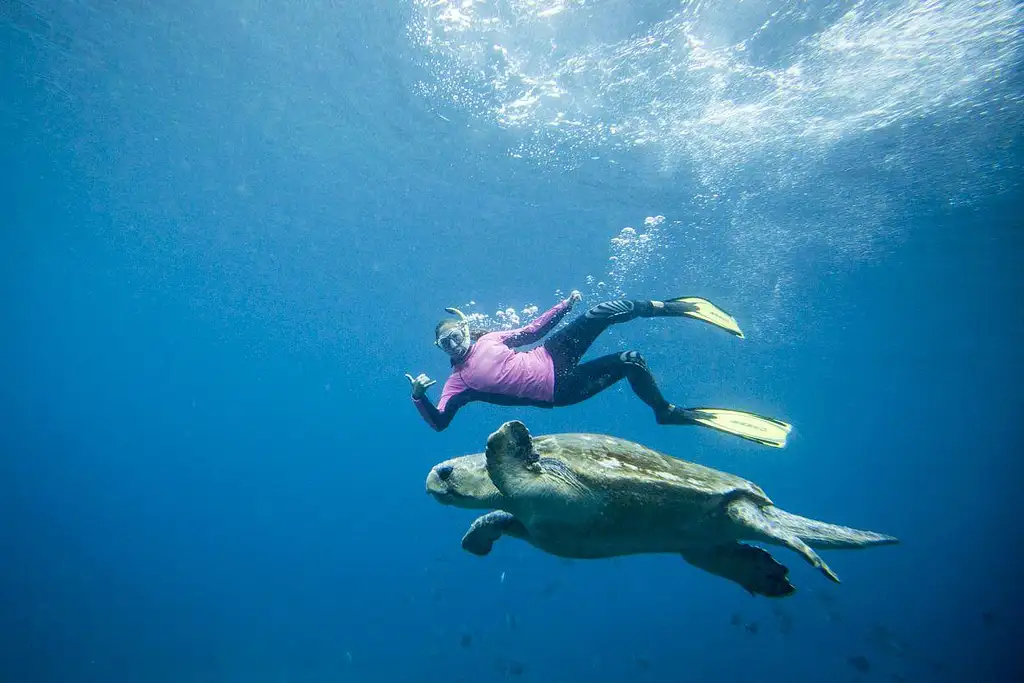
(502, 300), (572, 348)
(413, 391), (474, 432)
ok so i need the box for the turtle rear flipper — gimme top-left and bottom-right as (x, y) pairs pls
(462, 511), (529, 556)
(727, 498), (841, 584)
(682, 543), (795, 598)
(762, 508), (899, 549)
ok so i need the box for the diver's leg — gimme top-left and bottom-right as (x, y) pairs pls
(544, 300), (656, 369)
(551, 346), (792, 446)
(552, 351), (672, 417)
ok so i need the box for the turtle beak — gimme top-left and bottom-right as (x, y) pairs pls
(426, 463), (456, 504)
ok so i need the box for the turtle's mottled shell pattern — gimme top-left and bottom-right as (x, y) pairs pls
(531, 432), (770, 505)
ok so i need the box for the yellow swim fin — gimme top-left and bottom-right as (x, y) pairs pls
(664, 297), (744, 339)
(683, 408), (793, 448)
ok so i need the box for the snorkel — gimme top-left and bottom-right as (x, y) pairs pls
(435, 306), (472, 361)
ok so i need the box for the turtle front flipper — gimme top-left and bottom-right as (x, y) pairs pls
(727, 498), (841, 584)
(461, 511), (529, 556)
(485, 421), (540, 497)
(682, 543), (796, 598)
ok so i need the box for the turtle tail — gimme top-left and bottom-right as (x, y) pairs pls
(763, 508), (899, 550)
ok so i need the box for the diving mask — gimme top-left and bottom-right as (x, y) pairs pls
(436, 307), (472, 357)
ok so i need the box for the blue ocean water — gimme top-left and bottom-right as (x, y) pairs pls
(1, 1), (1022, 682)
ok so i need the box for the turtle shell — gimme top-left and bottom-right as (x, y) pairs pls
(530, 432), (772, 515)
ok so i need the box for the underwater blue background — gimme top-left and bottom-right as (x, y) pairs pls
(2, 1), (1022, 682)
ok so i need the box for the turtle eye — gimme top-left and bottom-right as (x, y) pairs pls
(436, 464), (454, 481)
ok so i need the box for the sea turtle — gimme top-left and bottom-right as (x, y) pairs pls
(426, 420), (898, 597)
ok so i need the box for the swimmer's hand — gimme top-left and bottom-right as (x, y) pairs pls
(405, 372), (437, 399)
(568, 290), (583, 306)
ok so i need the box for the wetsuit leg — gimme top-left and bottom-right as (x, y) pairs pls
(544, 300), (656, 369)
(551, 351), (671, 417)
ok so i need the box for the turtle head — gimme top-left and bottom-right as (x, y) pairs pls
(426, 454), (504, 509)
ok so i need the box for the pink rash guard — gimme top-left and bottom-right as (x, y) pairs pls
(413, 298), (572, 431)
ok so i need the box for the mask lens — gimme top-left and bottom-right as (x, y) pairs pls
(439, 327), (465, 351)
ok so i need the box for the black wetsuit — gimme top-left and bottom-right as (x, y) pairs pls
(414, 299), (673, 431)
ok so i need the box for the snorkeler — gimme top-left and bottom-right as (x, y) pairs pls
(405, 291), (792, 448)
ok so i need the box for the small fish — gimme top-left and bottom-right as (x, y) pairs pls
(500, 571), (506, 584)
(848, 655), (871, 673)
